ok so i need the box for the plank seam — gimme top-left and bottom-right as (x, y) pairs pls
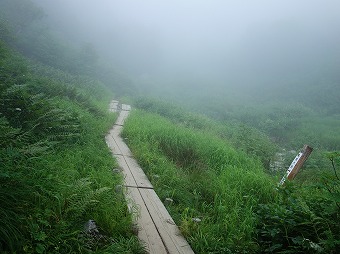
(137, 187), (171, 254)
(107, 102), (194, 253)
(111, 133), (124, 155)
(122, 154), (152, 189)
(125, 185), (154, 189)
(141, 189), (186, 253)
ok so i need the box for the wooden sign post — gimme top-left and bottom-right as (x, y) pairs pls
(279, 145), (313, 186)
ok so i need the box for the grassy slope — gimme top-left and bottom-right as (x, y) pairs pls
(1, 1), (338, 252)
(122, 99), (340, 253)
(0, 38), (145, 253)
(122, 109), (276, 253)
(133, 97), (278, 170)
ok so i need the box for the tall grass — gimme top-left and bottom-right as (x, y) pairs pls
(0, 39), (145, 253)
(123, 107), (339, 253)
(134, 97), (278, 170)
(122, 110), (277, 253)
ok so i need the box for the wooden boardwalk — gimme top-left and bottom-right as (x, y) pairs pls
(105, 102), (195, 254)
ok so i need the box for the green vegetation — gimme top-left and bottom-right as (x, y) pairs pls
(133, 97), (278, 170)
(0, 1), (145, 253)
(1, 0), (339, 253)
(122, 99), (339, 253)
(0, 0), (136, 97)
(122, 109), (275, 252)
(0, 39), (145, 254)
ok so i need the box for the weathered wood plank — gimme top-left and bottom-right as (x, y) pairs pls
(113, 135), (133, 157)
(110, 125), (123, 137)
(109, 100), (120, 112)
(105, 133), (122, 155)
(279, 145), (313, 185)
(140, 189), (195, 253)
(124, 156), (153, 189)
(106, 127), (132, 156)
(288, 145), (313, 180)
(126, 187), (168, 254)
(115, 155), (137, 187)
(116, 110), (130, 126)
(106, 101), (194, 254)
(121, 104), (131, 111)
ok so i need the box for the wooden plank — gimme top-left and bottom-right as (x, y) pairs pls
(105, 133), (122, 155)
(288, 145), (313, 180)
(279, 145), (313, 185)
(126, 187), (168, 254)
(109, 100), (120, 112)
(110, 125), (123, 138)
(124, 156), (153, 189)
(107, 103), (194, 253)
(140, 189), (195, 253)
(107, 126), (132, 157)
(115, 155), (137, 187)
(278, 145), (313, 186)
(107, 127), (116, 137)
(116, 110), (130, 126)
(113, 135), (133, 157)
(121, 104), (131, 111)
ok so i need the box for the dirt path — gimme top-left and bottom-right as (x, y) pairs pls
(105, 101), (195, 254)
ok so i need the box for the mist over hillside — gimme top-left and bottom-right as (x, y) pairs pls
(29, 0), (340, 116)
(1, 1), (339, 253)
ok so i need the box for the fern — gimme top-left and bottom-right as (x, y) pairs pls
(0, 170), (32, 252)
(63, 178), (111, 220)
(0, 116), (21, 147)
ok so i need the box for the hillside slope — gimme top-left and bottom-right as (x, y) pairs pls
(0, 1), (145, 253)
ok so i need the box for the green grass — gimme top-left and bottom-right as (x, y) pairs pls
(1, 1), (339, 252)
(134, 97), (278, 170)
(0, 38), (146, 253)
(122, 110), (277, 253)
(122, 107), (340, 253)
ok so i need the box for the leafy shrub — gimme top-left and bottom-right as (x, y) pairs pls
(256, 154), (340, 253)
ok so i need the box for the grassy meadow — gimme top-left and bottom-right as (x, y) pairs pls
(122, 109), (276, 253)
(122, 99), (340, 253)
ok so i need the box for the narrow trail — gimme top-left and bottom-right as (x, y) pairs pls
(105, 100), (195, 254)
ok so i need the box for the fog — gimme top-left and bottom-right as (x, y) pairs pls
(32, 0), (340, 99)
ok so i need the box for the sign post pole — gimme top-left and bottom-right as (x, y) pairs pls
(279, 145), (313, 186)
